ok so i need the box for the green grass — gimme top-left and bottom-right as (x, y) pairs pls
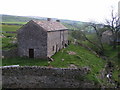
(82, 39), (119, 85)
(81, 39), (119, 83)
(51, 44), (106, 84)
(1, 24), (21, 50)
(1, 24), (21, 32)
(2, 35), (17, 50)
(1, 14), (36, 22)
(104, 45), (120, 83)
(2, 57), (48, 66)
(2, 22), (27, 24)
(51, 44), (105, 68)
(2, 38), (16, 50)
(2, 44), (105, 68)
(104, 45), (119, 59)
(2, 33), (16, 37)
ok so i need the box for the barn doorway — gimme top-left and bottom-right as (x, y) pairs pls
(29, 49), (34, 58)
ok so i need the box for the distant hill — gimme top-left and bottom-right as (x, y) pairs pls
(1, 14), (87, 29)
(26, 15), (83, 23)
(28, 16), (86, 27)
(1, 14), (40, 22)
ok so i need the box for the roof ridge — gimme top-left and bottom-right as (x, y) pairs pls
(30, 20), (68, 31)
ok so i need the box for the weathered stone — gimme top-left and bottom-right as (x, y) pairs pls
(2, 66), (93, 88)
(17, 20), (68, 59)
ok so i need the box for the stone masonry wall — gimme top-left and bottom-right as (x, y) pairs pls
(2, 66), (94, 88)
(17, 21), (47, 58)
(47, 30), (68, 57)
(2, 49), (18, 58)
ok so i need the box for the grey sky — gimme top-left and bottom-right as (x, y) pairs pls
(0, 0), (119, 23)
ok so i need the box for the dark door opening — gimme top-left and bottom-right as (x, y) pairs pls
(29, 49), (34, 58)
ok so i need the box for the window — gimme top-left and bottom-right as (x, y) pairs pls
(53, 46), (54, 51)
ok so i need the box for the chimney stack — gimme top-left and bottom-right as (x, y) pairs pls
(47, 18), (51, 21)
(56, 20), (60, 22)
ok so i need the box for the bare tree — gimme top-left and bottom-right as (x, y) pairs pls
(105, 9), (120, 49)
(82, 23), (105, 55)
(70, 23), (106, 55)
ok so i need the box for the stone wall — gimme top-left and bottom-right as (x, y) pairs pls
(2, 23), (22, 26)
(2, 49), (18, 58)
(2, 66), (94, 88)
(47, 30), (68, 57)
(17, 21), (47, 58)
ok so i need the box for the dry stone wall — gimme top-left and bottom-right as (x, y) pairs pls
(2, 49), (18, 58)
(2, 66), (94, 88)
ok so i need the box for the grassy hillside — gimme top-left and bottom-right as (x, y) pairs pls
(104, 45), (120, 83)
(2, 24), (21, 32)
(2, 44), (105, 66)
(1, 24), (20, 50)
(1, 14), (39, 22)
(74, 35), (120, 87)
(2, 22), (27, 24)
(1, 14), (86, 30)
(51, 44), (106, 85)
(51, 44), (105, 68)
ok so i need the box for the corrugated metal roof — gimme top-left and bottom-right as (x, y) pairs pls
(32, 20), (68, 31)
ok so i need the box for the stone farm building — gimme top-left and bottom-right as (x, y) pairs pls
(17, 19), (68, 58)
(102, 30), (113, 44)
(102, 30), (120, 45)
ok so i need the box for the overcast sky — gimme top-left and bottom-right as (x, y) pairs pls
(0, 0), (119, 23)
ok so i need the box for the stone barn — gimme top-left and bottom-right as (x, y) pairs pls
(102, 30), (113, 44)
(102, 30), (120, 45)
(17, 19), (68, 58)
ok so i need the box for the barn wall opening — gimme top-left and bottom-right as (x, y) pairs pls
(29, 49), (34, 58)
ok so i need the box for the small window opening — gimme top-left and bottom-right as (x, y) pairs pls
(53, 46), (54, 51)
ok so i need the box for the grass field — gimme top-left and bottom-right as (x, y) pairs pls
(2, 38), (17, 50)
(1, 24), (21, 32)
(1, 24), (22, 50)
(2, 22), (27, 24)
(2, 58), (48, 66)
(3, 44), (105, 67)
